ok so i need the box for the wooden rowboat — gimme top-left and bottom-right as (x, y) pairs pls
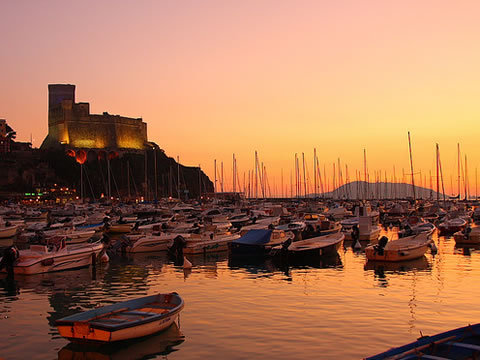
(365, 233), (433, 262)
(365, 323), (480, 359)
(56, 293), (184, 343)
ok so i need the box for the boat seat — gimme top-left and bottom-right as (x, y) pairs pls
(122, 310), (157, 317)
(148, 302), (176, 308)
(138, 307), (169, 314)
(400, 355), (452, 360)
(447, 341), (480, 351)
(90, 318), (128, 325)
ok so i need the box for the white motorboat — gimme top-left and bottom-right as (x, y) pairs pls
(1, 240), (104, 275)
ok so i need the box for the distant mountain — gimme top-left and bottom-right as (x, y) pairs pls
(315, 181), (445, 200)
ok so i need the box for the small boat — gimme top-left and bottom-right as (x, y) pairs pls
(56, 292), (184, 343)
(365, 233), (433, 262)
(273, 232), (345, 259)
(229, 229), (293, 257)
(125, 233), (191, 253)
(182, 233), (241, 254)
(0, 224), (19, 238)
(438, 217), (467, 235)
(398, 222), (436, 238)
(58, 321), (185, 360)
(1, 240), (104, 275)
(344, 204), (381, 242)
(453, 226), (480, 244)
(365, 322), (480, 360)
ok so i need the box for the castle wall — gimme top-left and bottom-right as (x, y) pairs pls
(43, 84), (147, 150)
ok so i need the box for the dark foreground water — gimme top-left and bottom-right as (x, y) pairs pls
(1, 230), (480, 360)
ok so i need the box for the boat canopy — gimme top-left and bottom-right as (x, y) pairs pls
(233, 229), (272, 245)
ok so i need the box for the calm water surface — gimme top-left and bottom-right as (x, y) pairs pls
(1, 229), (480, 359)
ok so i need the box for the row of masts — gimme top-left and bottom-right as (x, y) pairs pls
(212, 139), (477, 201)
(78, 149), (208, 202)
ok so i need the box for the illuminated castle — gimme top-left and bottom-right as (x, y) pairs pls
(41, 84), (148, 151)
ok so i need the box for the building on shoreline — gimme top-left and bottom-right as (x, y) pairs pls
(41, 84), (148, 154)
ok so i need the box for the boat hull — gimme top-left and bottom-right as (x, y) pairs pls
(453, 231), (480, 244)
(57, 313), (179, 343)
(10, 243), (104, 275)
(0, 226), (18, 238)
(56, 293), (184, 344)
(365, 242), (430, 262)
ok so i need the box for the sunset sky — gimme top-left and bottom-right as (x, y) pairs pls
(1, 0), (480, 196)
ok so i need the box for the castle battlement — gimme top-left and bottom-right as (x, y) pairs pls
(41, 84), (148, 151)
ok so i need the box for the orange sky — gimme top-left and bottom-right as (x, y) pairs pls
(1, 1), (480, 196)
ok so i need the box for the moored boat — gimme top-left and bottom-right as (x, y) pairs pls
(56, 292), (184, 343)
(275, 232), (345, 259)
(438, 217), (467, 235)
(365, 233), (433, 262)
(365, 322), (480, 360)
(0, 225), (19, 238)
(453, 226), (480, 244)
(1, 240), (104, 275)
(229, 229), (293, 258)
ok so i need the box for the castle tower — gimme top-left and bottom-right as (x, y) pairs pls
(48, 84), (75, 109)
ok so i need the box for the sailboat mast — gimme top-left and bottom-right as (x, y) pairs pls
(177, 156), (180, 199)
(436, 144), (440, 202)
(407, 132), (416, 202)
(457, 143), (461, 199)
(363, 149), (367, 200)
(465, 155), (468, 200)
(314, 148), (317, 199)
(302, 153), (307, 198)
(214, 159), (217, 194)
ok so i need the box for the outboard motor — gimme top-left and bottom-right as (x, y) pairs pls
(375, 236), (388, 256)
(0, 245), (19, 278)
(169, 235), (187, 260)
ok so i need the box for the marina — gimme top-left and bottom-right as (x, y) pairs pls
(0, 200), (480, 359)
(3, 1), (480, 358)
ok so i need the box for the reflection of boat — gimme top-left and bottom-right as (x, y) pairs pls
(286, 252), (343, 269)
(364, 256), (430, 273)
(56, 293), (184, 343)
(2, 241), (104, 275)
(365, 233), (433, 262)
(366, 322), (480, 360)
(58, 321), (184, 360)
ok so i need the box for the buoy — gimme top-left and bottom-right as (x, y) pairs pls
(429, 242), (438, 254)
(100, 252), (110, 263)
(354, 240), (362, 250)
(183, 256), (192, 269)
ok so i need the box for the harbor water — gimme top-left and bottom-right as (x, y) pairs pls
(1, 229), (480, 359)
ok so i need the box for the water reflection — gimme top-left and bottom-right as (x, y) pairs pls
(57, 322), (185, 360)
(364, 256), (431, 288)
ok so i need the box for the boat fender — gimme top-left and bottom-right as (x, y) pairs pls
(183, 256), (192, 269)
(353, 240), (362, 250)
(428, 242), (438, 254)
(100, 252), (110, 263)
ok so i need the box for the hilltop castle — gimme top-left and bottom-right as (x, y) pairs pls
(41, 84), (148, 152)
